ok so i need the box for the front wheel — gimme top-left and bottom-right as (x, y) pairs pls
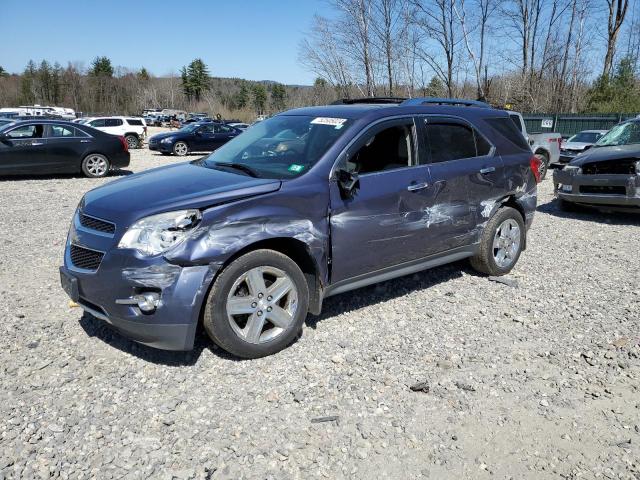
(173, 141), (189, 156)
(203, 249), (309, 358)
(81, 154), (110, 178)
(470, 207), (525, 276)
(536, 153), (549, 180)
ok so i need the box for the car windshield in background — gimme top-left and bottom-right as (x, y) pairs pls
(568, 132), (602, 143)
(595, 121), (640, 146)
(202, 115), (352, 179)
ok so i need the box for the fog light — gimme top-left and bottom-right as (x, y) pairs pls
(116, 292), (161, 313)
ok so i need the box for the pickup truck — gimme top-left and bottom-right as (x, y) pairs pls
(508, 112), (561, 180)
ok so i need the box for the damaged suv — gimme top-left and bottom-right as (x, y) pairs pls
(60, 98), (539, 358)
(554, 118), (640, 211)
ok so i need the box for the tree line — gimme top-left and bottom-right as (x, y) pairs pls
(0, 57), (306, 121)
(299, 0), (640, 112)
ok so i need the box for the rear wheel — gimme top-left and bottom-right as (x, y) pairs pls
(124, 134), (139, 149)
(470, 207), (525, 276)
(173, 141), (188, 156)
(203, 249), (309, 358)
(81, 154), (110, 178)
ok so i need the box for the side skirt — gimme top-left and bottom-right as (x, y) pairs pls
(323, 244), (478, 298)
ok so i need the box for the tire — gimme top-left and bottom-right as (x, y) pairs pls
(173, 141), (189, 156)
(124, 134), (139, 149)
(81, 154), (110, 178)
(470, 206), (525, 276)
(536, 152), (549, 181)
(203, 249), (310, 358)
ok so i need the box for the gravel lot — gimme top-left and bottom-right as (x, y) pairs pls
(1, 147), (639, 480)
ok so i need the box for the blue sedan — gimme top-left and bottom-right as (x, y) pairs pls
(149, 122), (241, 156)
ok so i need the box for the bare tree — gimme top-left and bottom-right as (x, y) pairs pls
(602, 0), (630, 77)
(371, 0), (403, 95)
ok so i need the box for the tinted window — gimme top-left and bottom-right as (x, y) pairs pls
(126, 119), (143, 126)
(485, 117), (530, 151)
(49, 125), (75, 137)
(509, 114), (523, 132)
(105, 118), (123, 127)
(5, 124), (44, 139)
(347, 124), (414, 174)
(199, 124), (215, 134)
(90, 119), (106, 127)
(425, 123), (477, 163)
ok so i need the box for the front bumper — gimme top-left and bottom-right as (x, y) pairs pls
(60, 212), (217, 350)
(553, 169), (640, 209)
(558, 151), (581, 164)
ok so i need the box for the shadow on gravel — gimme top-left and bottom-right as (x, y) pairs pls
(307, 261), (467, 329)
(537, 198), (640, 226)
(0, 169), (133, 181)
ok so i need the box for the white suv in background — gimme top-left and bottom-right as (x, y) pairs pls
(84, 117), (147, 149)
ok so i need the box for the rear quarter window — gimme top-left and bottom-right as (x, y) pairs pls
(484, 117), (530, 151)
(105, 118), (123, 127)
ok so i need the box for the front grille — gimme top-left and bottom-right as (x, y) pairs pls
(79, 213), (115, 234)
(579, 185), (626, 195)
(70, 244), (104, 271)
(582, 160), (637, 175)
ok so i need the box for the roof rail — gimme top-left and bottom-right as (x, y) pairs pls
(400, 97), (491, 108)
(332, 97), (407, 105)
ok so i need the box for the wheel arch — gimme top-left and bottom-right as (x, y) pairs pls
(494, 197), (528, 250)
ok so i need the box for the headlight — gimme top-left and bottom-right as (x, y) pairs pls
(160, 137), (174, 143)
(118, 210), (201, 256)
(563, 165), (582, 174)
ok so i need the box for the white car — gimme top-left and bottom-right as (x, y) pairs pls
(558, 129), (608, 163)
(84, 116), (147, 149)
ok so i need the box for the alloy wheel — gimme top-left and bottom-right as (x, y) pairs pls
(492, 219), (521, 268)
(226, 266), (298, 344)
(174, 142), (188, 156)
(85, 155), (108, 176)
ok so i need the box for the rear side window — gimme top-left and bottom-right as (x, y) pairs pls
(105, 118), (123, 127)
(126, 119), (143, 126)
(49, 125), (75, 137)
(89, 119), (106, 127)
(509, 114), (524, 132)
(424, 123), (477, 163)
(485, 117), (530, 151)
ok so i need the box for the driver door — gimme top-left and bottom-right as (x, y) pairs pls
(193, 124), (216, 150)
(0, 123), (48, 174)
(329, 117), (436, 283)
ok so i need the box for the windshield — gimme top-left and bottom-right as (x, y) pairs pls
(202, 115), (352, 179)
(568, 132), (603, 143)
(595, 122), (640, 147)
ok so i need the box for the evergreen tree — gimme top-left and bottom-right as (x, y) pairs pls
(270, 83), (287, 111)
(138, 67), (151, 82)
(89, 56), (114, 77)
(234, 83), (250, 109)
(0, 66), (7, 77)
(181, 58), (210, 102)
(19, 60), (37, 104)
(587, 57), (640, 113)
(252, 84), (267, 113)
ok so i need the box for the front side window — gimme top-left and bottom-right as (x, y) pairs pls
(345, 124), (414, 174)
(202, 115), (353, 179)
(425, 123), (480, 163)
(595, 122), (640, 146)
(5, 124), (44, 139)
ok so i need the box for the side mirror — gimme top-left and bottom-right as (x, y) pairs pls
(336, 168), (360, 199)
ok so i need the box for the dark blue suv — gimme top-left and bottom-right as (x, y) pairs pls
(60, 98), (539, 358)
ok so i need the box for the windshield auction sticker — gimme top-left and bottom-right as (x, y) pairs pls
(311, 117), (347, 128)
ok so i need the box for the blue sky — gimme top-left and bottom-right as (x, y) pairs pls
(0, 0), (332, 85)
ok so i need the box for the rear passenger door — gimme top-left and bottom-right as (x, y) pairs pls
(418, 116), (504, 247)
(46, 124), (90, 173)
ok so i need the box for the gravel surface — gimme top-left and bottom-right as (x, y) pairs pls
(1, 149), (639, 479)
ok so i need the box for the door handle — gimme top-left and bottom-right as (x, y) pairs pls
(31, 142), (44, 146)
(407, 182), (429, 192)
(80, 140), (91, 143)
(479, 166), (496, 174)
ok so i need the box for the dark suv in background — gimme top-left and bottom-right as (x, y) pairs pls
(60, 98), (539, 358)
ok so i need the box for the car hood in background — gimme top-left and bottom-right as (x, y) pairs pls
(82, 162), (282, 225)
(570, 144), (640, 166)
(561, 141), (593, 151)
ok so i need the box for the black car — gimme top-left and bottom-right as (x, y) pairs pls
(149, 122), (241, 156)
(0, 120), (130, 178)
(554, 119), (640, 211)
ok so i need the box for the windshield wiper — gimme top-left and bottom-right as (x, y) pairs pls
(213, 162), (260, 178)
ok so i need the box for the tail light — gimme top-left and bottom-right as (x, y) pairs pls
(118, 136), (129, 153)
(530, 155), (542, 183)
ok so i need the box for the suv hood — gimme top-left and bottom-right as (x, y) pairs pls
(570, 144), (640, 166)
(82, 162), (282, 225)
